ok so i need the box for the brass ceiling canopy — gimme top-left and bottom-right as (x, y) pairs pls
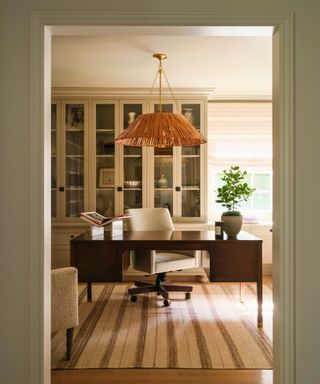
(114, 53), (207, 148)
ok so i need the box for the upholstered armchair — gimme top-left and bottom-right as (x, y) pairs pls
(51, 267), (79, 360)
(127, 208), (200, 306)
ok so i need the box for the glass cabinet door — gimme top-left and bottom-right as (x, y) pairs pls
(181, 103), (201, 217)
(122, 103), (143, 211)
(64, 103), (85, 217)
(51, 103), (57, 218)
(95, 103), (116, 217)
(153, 103), (174, 216)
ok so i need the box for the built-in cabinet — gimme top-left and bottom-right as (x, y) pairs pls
(51, 91), (208, 268)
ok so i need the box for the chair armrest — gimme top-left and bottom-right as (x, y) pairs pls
(131, 250), (157, 274)
(51, 267), (79, 333)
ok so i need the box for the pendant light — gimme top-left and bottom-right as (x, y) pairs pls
(114, 53), (207, 148)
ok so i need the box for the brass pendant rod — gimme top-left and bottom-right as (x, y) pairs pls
(159, 59), (162, 112)
(153, 53), (167, 113)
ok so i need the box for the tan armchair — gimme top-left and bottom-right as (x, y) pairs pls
(51, 267), (79, 360)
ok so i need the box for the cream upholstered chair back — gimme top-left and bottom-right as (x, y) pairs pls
(127, 208), (200, 275)
(127, 207), (174, 231)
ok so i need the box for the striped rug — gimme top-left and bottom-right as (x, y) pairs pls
(51, 282), (272, 369)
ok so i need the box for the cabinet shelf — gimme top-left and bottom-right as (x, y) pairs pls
(65, 127), (84, 132)
(154, 188), (173, 191)
(123, 155), (142, 158)
(96, 155), (114, 158)
(181, 155), (201, 158)
(154, 155), (173, 158)
(96, 128), (114, 132)
(66, 155), (84, 158)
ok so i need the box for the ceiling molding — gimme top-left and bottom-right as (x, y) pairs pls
(51, 87), (216, 98)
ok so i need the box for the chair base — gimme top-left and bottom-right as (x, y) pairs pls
(128, 272), (193, 304)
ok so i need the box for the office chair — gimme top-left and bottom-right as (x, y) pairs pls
(127, 208), (200, 306)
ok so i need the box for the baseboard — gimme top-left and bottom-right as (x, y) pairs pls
(263, 264), (272, 276)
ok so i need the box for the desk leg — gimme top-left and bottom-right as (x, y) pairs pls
(257, 281), (263, 328)
(240, 283), (245, 303)
(87, 282), (92, 302)
(205, 246), (215, 282)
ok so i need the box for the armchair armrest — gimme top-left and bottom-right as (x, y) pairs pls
(51, 267), (79, 333)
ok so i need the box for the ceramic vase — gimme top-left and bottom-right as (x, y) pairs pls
(221, 214), (243, 239)
(158, 174), (168, 188)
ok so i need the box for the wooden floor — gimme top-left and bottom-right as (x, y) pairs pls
(52, 277), (273, 384)
(51, 369), (272, 384)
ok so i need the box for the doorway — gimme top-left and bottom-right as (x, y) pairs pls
(30, 12), (295, 384)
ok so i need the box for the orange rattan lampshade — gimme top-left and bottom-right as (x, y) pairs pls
(114, 53), (207, 148)
(115, 112), (207, 147)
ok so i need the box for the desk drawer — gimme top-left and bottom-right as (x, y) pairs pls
(213, 242), (261, 282)
(70, 242), (122, 282)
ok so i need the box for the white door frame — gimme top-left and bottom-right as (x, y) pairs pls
(30, 11), (295, 384)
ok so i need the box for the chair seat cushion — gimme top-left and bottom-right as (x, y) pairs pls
(155, 252), (197, 273)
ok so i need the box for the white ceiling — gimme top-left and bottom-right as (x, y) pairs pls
(51, 26), (273, 99)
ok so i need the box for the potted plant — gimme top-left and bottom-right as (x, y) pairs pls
(215, 166), (255, 238)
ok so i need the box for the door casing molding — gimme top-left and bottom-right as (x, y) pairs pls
(30, 10), (295, 384)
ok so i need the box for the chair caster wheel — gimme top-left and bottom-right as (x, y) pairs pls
(163, 299), (171, 307)
(185, 292), (191, 300)
(130, 295), (137, 302)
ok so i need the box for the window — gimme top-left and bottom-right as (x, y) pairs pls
(208, 101), (272, 223)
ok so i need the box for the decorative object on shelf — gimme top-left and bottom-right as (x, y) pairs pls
(127, 111), (137, 126)
(99, 168), (114, 187)
(124, 180), (142, 188)
(66, 106), (84, 129)
(158, 174), (168, 188)
(114, 53), (207, 147)
(215, 166), (255, 239)
(182, 108), (194, 125)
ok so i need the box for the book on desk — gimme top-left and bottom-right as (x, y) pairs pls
(80, 212), (131, 237)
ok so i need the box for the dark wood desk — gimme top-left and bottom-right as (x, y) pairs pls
(70, 230), (263, 327)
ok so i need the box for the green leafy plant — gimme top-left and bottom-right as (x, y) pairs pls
(216, 166), (255, 215)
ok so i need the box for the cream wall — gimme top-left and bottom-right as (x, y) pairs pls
(0, 1), (319, 384)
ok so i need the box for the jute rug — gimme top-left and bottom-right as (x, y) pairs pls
(51, 282), (272, 369)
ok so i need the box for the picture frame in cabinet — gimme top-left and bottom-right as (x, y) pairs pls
(66, 105), (84, 129)
(99, 168), (114, 187)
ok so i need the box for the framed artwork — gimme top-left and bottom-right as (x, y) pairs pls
(99, 168), (114, 187)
